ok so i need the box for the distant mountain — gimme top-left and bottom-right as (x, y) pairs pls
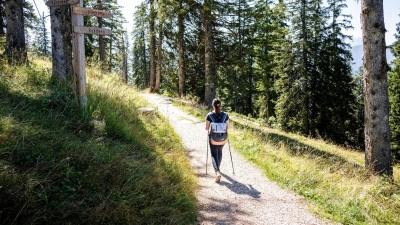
(351, 44), (396, 74)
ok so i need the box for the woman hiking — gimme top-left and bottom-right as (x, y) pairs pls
(205, 99), (230, 182)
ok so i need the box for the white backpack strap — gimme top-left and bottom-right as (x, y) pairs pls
(209, 112), (216, 122)
(221, 112), (227, 122)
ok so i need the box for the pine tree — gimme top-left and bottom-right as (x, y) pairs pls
(203, 0), (216, 107)
(154, 0), (171, 93)
(252, 0), (286, 121)
(131, 2), (149, 89)
(0, 0), (5, 36)
(275, 0), (320, 135)
(275, 0), (357, 144)
(182, 0), (204, 98)
(361, 0), (392, 176)
(120, 30), (129, 83)
(389, 19), (400, 161)
(216, 0), (256, 115)
(315, 0), (358, 143)
(4, 0), (27, 64)
(49, 3), (73, 83)
(177, 0), (186, 97)
(149, 0), (156, 92)
(32, 12), (50, 56)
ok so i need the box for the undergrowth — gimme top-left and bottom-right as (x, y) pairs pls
(173, 99), (400, 225)
(0, 58), (197, 224)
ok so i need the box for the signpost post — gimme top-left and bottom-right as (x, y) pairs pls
(71, 0), (86, 109)
(47, 0), (112, 110)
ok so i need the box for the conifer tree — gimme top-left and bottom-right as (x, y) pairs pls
(32, 12), (50, 56)
(203, 0), (216, 107)
(154, 0), (171, 93)
(0, 1), (5, 36)
(182, 0), (204, 98)
(361, 0), (392, 176)
(131, 2), (149, 89)
(275, 0), (319, 135)
(275, 0), (357, 143)
(389, 19), (400, 161)
(315, 0), (357, 143)
(48, 3), (73, 83)
(4, 0), (27, 64)
(217, 0), (255, 115)
(120, 30), (129, 83)
(252, 0), (286, 121)
(149, 0), (156, 92)
(177, 0), (186, 97)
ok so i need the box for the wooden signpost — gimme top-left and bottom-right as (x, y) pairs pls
(74, 26), (112, 36)
(72, 6), (112, 18)
(47, 0), (112, 110)
(45, 0), (80, 7)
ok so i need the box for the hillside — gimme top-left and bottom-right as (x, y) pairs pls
(0, 59), (197, 224)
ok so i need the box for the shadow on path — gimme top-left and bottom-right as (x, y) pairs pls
(219, 172), (261, 198)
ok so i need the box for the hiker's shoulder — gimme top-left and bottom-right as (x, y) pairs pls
(206, 112), (215, 117)
(205, 112), (215, 120)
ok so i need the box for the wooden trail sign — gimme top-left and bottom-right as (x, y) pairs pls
(74, 26), (112, 36)
(70, 0), (113, 109)
(72, 6), (112, 18)
(46, 0), (80, 7)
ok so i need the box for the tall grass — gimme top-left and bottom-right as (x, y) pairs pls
(173, 99), (400, 225)
(0, 59), (197, 224)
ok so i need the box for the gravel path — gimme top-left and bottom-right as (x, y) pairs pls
(141, 94), (334, 225)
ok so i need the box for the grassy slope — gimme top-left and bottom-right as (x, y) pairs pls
(173, 100), (400, 225)
(0, 58), (197, 224)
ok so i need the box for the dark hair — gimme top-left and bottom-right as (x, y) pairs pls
(212, 98), (222, 119)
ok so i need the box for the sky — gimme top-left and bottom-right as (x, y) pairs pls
(342, 0), (400, 46)
(32, 0), (400, 46)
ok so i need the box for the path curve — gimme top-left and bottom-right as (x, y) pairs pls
(141, 94), (333, 225)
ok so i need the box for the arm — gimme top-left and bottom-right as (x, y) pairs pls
(205, 120), (210, 130)
(226, 119), (230, 130)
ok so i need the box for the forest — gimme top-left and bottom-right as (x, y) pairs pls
(1, 0), (399, 174)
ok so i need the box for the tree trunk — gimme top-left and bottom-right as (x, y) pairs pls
(149, 0), (156, 92)
(50, 5), (73, 83)
(155, 24), (162, 92)
(178, 0), (185, 97)
(301, 0), (309, 135)
(121, 33), (128, 83)
(142, 30), (148, 87)
(0, 1), (5, 36)
(204, 0), (216, 107)
(4, 0), (26, 65)
(97, 0), (105, 66)
(108, 27), (112, 72)
(361, 0), (392, 176)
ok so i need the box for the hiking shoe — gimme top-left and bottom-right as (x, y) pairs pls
(215, 171), (221, 183)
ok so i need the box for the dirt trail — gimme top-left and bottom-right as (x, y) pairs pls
(141, 94), (333, 225)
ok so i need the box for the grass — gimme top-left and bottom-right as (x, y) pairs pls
(172, 99), (400, 225)
(0, 58), (197, 224)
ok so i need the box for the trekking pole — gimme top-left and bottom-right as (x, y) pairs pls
(227, 136), (235, 174)
(206, 133), (209, 174)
